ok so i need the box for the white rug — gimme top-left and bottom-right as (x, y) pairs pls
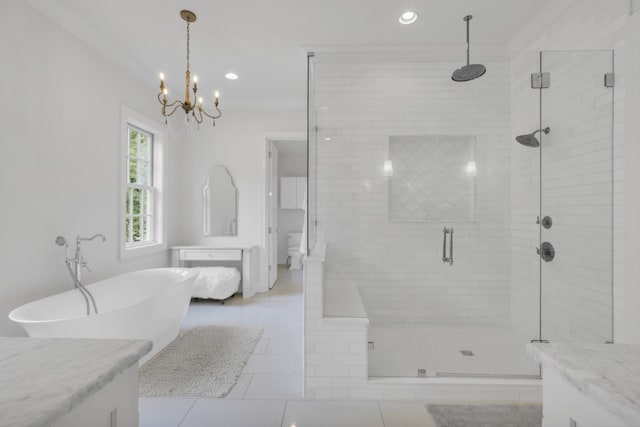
(139, 325), (263, 398)
(426, 403), (542, 427)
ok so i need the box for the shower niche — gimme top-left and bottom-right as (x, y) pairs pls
(387, 135), (476, 222)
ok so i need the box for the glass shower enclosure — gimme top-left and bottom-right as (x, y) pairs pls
(307, 49), (613, 378)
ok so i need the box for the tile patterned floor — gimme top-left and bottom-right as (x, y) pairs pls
(139, 265), (523, 426)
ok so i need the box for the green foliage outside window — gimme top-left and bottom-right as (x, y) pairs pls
(126, 126), (154, 245)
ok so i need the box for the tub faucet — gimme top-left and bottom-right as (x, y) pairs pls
(74, 234), (106, 281)
(55, 234), (105, 315)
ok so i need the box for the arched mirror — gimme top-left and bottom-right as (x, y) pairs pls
(203, 165), (238, 236)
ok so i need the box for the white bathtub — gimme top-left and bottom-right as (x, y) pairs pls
(9, 268), (198, 364)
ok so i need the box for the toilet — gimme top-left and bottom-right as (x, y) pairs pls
(287, 232), (304, 270)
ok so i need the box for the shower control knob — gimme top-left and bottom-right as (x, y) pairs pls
(535, 216), (553, 229)
(537, 242), (555, 262)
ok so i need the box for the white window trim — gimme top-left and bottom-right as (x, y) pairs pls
(120, 105), (167, 259)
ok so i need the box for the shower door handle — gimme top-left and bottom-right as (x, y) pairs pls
(442, 227), (454, 265)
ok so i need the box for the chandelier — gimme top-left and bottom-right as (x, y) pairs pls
(158, 10), (221, 126)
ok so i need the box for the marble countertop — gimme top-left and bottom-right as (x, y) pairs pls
(527, 342), (640, 426)
(0, 337), (151, 427)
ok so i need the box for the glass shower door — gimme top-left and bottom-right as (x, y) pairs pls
(539, 50), (614, 343)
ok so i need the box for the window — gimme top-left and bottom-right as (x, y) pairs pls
(121, 107), (165, 257)
(126, 126), (154, 244)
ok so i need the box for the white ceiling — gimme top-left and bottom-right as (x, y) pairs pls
(29, 0), (551, 109)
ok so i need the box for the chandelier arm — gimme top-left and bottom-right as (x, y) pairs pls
(162, 103), (184, 118)
(193, 108), (203, 124)
(200, 106), (222, 120)
(157, 93), (183, 109)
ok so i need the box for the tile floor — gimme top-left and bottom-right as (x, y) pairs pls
(138, 265), (513, 426)
(368, 325), (540, 378)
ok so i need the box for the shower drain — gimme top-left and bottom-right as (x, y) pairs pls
(460, 350), (475, 356)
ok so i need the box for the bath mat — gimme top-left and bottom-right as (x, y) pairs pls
(426, 403), (542, 427)
(139, 325), (262, 398)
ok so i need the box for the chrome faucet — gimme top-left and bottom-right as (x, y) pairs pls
(55, 234), (105, 315)
(74, 234), (106, 281)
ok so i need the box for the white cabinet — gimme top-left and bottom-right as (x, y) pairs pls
(528, 343), (640, 427)
(541, 365), (629, 427)
(51, 365), (139, 427)
(280, 177), (307, 209)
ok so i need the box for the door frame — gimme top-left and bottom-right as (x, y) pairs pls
(262, 133), (305, 292)
(267, 141), (279, 289)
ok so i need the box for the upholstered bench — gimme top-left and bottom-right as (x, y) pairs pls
(191, 267), (241, 303)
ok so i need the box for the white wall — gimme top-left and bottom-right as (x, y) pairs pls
(624, 9), (640, 345)
(510, 50), (616, 342)
(509, 0), (631, 343)
(312, 57), (513, 326)
(277, 149), (306, 264)
(167, 110), (305, 291)
(0, 2), (170, 335)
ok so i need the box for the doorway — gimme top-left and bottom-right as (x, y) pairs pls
(265, 139), (307, 289)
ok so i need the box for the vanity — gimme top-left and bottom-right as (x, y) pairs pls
(0, 337), (151, 427)
(170, 246), (259, 298)
(527, 342), (640, 427)
(170, 165), (260, 298)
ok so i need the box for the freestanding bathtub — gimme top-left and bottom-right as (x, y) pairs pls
(9, 268), (198, 364)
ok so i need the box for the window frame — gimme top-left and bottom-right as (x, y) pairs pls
(120, 106), (167, 259)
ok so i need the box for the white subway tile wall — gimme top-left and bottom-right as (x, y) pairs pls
(508, 0), (627, 343)
(508, 51), (542, 341)
(313, 59), (513, 328)
(509, 51), (615, 343)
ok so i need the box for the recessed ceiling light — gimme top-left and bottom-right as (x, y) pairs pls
(399, 11), (418, 25)
(225, 72), (238, 80)
(324, 137), (332, 141)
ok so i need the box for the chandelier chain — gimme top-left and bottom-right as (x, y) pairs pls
(186, 22), (190, 72)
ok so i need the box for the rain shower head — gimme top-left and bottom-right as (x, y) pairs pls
(451, 15), (486, 82)
(515, 127), (550, 148)
(452, 64), (487, 82)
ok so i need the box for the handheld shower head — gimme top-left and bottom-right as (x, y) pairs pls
(515, 127), (550, 148)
